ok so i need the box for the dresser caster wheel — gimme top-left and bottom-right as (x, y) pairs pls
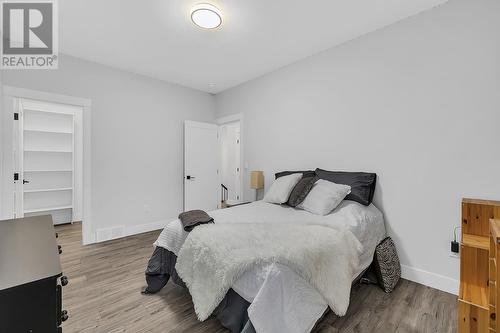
(61, 276), (69, 286)
(61, 310), (69, 322)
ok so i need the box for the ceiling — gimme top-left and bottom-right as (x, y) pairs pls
(60, 0), (448, 94)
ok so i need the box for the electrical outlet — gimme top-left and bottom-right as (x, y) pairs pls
(449, 240), (460, 259)
(450, 226), (461, 259)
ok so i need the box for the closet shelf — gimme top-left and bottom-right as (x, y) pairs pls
(24, 205), (72, 214)
(24, 188), (72, 193)
(24, 108), (74, 117)
(24, 169), (72, 172)
(24, 149), (73, 153)
(24, 129), (72, 135)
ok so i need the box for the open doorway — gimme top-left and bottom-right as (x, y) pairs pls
(219, 121), (241, 207)
(1, 86), (93, 244)
(183, 115), (243, 212)
(12, 98), (83, 225)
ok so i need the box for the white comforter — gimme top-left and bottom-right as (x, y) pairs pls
(177, 223), (362, 320)
(154, 201), (386, 333)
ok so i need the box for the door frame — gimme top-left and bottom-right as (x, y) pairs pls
(1, 86), (94, 244)
(216, 113), (244, 203)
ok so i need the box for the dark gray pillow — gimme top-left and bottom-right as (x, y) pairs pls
(315, 168), (377, 206)
(275, 170), (316, 179)
(287, 177), (317, 207)
(374, 237), (401, 293)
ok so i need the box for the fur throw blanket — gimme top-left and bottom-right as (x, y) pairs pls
(176, 223), (363, 321)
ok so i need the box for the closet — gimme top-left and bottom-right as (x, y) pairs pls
(14, 99), (82, 225)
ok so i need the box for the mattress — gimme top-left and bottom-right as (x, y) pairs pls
(155, 200), (386, 278)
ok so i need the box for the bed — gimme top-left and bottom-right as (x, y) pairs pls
(144, 198), (386, 333)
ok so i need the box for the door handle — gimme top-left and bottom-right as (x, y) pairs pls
(23, 179), (30, 184)
(186, 175), (196, 180)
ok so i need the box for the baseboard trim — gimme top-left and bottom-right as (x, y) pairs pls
(123, 219), (170, 238)
(401, 264), (458, 295)
(91, 219), (171, 244)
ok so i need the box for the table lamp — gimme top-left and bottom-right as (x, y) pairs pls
(250, 171), (264, 201)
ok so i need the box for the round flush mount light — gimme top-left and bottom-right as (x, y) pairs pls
(191, 3), (222, 29)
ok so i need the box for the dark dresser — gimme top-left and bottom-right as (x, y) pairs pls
(0, 215), (69, 332)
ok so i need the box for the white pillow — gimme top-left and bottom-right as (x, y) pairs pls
(297, 179), (351, 216)
(263, 173), (302, 204)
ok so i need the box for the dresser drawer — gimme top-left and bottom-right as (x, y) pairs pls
(0, 274), (62, 333)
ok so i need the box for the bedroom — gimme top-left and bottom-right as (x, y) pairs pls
(0, 0), (499, 332)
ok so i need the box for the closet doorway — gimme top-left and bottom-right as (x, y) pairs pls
(12, 98), (83, 225)
(218, 118), (242, 207)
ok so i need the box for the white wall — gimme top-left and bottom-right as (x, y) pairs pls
(215, 0), (500, 293)
(1, 55), (215, 241)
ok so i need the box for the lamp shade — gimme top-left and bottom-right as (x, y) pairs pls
(250, 171), (264, 189)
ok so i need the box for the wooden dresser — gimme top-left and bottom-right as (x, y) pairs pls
(459, 198), (500, 332)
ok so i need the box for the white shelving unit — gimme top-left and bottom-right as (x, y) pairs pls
(20, 104), (75, 225)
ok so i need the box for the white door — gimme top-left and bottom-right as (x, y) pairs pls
(184, 121), (220, 212)
(13, 98), (82, 225)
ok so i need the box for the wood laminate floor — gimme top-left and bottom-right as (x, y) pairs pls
(56, 222), (457, 333)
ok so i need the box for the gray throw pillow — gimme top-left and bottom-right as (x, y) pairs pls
(287, 177), (317, 207)
(315, 168), (377, 206)
(275, 170), (316, 179)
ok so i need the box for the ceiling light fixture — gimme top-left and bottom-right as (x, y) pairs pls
(190, 3), (222, 29)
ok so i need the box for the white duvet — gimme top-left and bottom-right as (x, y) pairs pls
(177, 223), (362, 321)
(154, 200), (386, 333)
